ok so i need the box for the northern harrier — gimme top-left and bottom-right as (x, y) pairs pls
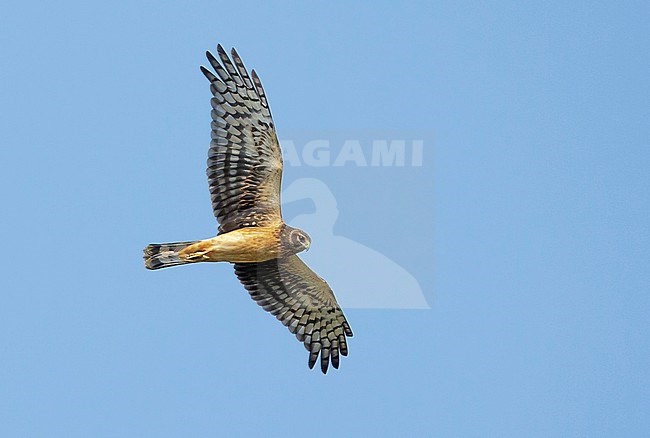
(143, 45), (353, 373)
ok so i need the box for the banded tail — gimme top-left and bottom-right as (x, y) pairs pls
(143, 241), (198, 270)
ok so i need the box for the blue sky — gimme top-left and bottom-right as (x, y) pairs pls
(1, 1), (649, 436)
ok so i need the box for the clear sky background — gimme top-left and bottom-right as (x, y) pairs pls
(2, 1), (649, 436)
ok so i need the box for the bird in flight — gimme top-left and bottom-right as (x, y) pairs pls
(143, 45), (353, 373)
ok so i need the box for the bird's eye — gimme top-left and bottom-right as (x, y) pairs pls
(298, 235), (305, 243)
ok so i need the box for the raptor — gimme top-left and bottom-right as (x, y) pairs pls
(143, 45), (353, 374)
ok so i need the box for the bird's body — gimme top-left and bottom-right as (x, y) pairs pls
(145, 225), (307, 266)
(179, 227), (285, 263)
(143, 44), (352, 373)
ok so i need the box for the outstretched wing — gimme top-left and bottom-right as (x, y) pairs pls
(200, 45), (283, 234)
(234, 255), (353, 374)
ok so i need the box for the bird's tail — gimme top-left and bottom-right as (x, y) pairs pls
(143, 241), (199, 270)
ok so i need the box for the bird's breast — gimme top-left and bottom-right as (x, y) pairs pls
(202, 227), (282, 263)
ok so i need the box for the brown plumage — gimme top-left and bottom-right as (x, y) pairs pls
(143, 44), (352, 374)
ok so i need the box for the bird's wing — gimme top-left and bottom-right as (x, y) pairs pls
(234, 255), (353, 374)
(200, 45), (283, 234)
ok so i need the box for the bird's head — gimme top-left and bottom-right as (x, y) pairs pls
(280, 225), (311, 255)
